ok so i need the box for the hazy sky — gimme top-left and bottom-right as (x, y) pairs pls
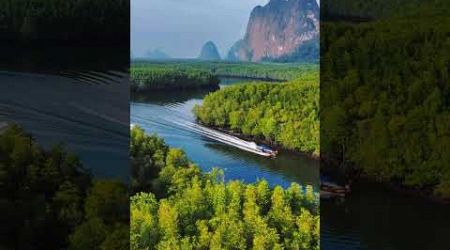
(131, 0), (271, 58)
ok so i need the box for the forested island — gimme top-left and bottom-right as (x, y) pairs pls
(193, 78), (319, 156)
(321, 0), (450, 199)
(130, 125), (319, 249)
(131, 61), (320, 155)
(0, 125), (129, 249)
(131, 66), (220, 91)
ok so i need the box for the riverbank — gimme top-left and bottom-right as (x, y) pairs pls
(216, 74), (286, 82)
(321, 158), (450, 204)
(193, 80), (319, 155)
(131, 82), (319, 188)
(131, 67), (220, 91)
(131, 82), (219, 92)
(321, 3), (450, 203)
(130, 126), (319, 249)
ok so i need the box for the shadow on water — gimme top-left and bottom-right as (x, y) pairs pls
(320, 162), (450, 249)
(130, 76), (279, 106)
(131, 88), (213, 105)
(321, 181), (450, 250)
(205, 143), (319, 188)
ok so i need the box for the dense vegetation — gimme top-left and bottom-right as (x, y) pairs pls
(193, 78), (319, 155)
(0, 0), (129, 45)
(131, 67), (220, 91)
(0, 124), (129, 249)
(321, 3), (450, 198)
(322, 0), (449, 20)
(131, 60), (318, 81)
(130, 126), (320, 249)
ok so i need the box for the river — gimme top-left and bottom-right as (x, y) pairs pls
(321, 181), (450, 249)
(130, 78), (319, 189)
(0, 69), (130, 181)
(4, 67), (448, 249)
(131, 77), (450, 249)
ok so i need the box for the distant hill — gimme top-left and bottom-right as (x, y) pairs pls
(227, 0), (319, 63)
(145, 49), (171, 60)
(198, 41), (221, 61)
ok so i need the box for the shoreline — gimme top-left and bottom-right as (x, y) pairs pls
(130, 82), (220, 92)
(131, 74), (449, 203)
(216, 74), (287, 82)
(320, 157), (450, 204)
(131, 75), (286, 93)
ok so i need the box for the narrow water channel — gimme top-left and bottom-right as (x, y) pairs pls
(130, 78), (319, 189)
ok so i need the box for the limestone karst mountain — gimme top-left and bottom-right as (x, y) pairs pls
(198, 41), (221, 61)
(228, 0), (319, 62)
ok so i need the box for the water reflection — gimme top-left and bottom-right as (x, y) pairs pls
(321, 182), (450, 249)
(131, 88), (212, 105)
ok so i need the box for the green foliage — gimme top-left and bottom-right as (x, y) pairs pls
(132, 177), (319, 250)
(322, 0), (450, 20)
(131, 125), (169, 193)
(69, 180), (129, 250)
(132, 60), (319, 82)
(0, 124), (129, 248)
(321, 7), (450, 197)
(0, 0), (129, 44)
(193, 78), (319, 155)
(131, 66), (220, 91)
(130, 127), (320, 250)
(69, 217), (109, 250)
(84, 180), (129, 224)
(0, 124), (91, 249)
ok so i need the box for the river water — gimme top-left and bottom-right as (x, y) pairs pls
(321, 183), (450, 250)
(130, 78), (319, 189)
(0, 70), (130, 181)
(131, 77), (450, 249)
(4, 67), (448, 249)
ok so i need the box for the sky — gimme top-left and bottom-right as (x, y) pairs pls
(131, 0), (271, 59)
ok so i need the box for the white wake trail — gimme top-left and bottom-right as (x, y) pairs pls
(172, 120), (273, 157)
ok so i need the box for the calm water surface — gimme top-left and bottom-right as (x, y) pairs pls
(322, 183), (450, 249)
(131, 77), (450, 250)
(131, 79), (319, 188)
(0, 70), (129, 181)
(321, 171), (450, 249)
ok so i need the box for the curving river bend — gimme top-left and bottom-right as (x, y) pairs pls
(4, 70), (449, 249)
(131, 77), (450, 250)
(131, 78), (319, 189)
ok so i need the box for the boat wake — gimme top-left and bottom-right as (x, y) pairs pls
(131, 105), (276, 157)
(173, 121), (277, 157)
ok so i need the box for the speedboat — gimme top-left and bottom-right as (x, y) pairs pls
(256, 145), (278, 157)
(320, 181), (350, 198)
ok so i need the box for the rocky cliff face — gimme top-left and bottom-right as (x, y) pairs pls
(228, 0), (319, 62)
(198, 41), (221, 61)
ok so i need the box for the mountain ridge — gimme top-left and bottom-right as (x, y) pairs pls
(228, 0), (319, 62)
